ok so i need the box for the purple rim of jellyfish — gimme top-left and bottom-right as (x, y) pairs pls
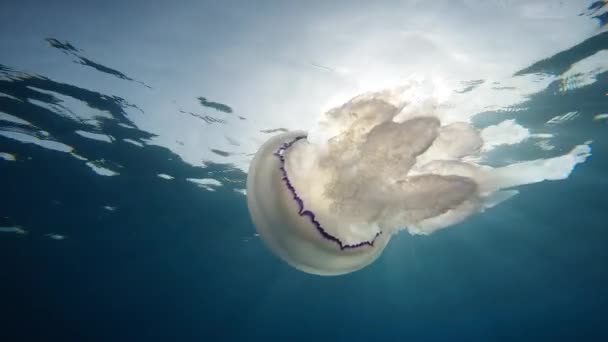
(273, 135), (382, 250)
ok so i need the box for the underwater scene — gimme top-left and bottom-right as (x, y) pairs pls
(1, 1), (608, 341)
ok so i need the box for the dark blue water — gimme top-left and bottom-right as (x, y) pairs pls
(2, 2), (608, 341)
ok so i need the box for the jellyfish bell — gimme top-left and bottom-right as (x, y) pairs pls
(247, 85), (591, 276)
(247, 131), (392, 276)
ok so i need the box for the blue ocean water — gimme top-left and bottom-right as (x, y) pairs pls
(1, 1), (608, 341)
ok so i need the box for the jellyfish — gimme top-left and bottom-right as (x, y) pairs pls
(246, 86), (591, 276)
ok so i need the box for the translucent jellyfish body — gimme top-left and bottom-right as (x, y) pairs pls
(247, 87), (591, 276)
(247, 131), (392, 275)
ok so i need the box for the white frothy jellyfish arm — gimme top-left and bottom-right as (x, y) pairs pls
(480, 144), (592, 192)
